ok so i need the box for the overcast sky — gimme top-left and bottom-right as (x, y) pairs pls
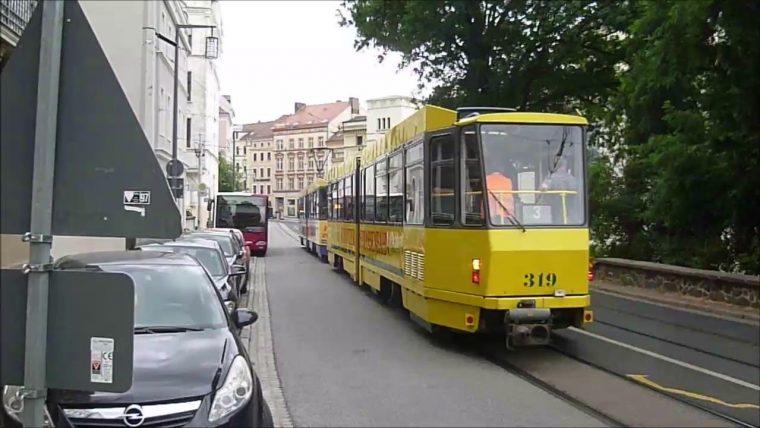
(217, 0), (424, 125)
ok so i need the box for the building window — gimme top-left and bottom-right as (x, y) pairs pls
(357, 135), (363, 146)
(276, 139), (283, 150)
(308, 158), (314, 170)
(267, 152), (271, 160)
(243, 180), (247, 190)
(267, 185), (271, 194)
(185, 117), (192, 148)
(298, 138), (304, 149)
(260, 167), (264, 177)
(267, 168), (271, 177)
(298, 177), (304, 190)
(288, 178), (294, 190)
(298, 158), (304, 170)
(318, 136), (324, 147)
(277, 158), (283, 171)
(289, 139), (294, 149)
(187, 71), (192, 101)
(253, 153), (257, 161)
(288, 158), (294, 170)
(377, 118), (381, 130)
(243, 147), (247, 155)
(308, 137), (314, 148)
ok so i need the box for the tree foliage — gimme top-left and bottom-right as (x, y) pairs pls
(218, 156), (243, 193)
(340, 0), (760, 273)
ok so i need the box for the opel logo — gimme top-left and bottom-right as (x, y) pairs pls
(122, 404), (145, 427)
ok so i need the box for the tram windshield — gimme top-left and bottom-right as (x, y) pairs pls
(480, 124), (585, 226)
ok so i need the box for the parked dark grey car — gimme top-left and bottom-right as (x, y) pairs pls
(1, 251), (273, 428)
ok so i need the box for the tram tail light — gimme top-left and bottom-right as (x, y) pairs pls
(588, 262), (595, 282)
(472, 258), (480, 284)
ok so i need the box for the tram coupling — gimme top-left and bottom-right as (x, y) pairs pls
(504, 308), (552, 349)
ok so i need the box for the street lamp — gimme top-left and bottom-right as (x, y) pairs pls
(232, 129), (244, 191)
(155, 24), (218, 201)
(308, 147), (333, 178)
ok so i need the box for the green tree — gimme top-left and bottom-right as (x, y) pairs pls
(218, 156), (243, 192)
(617, 0), (760, 272)
(339, 0), (635, 116)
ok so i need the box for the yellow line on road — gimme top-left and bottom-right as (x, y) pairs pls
(627, 374), (760, 410)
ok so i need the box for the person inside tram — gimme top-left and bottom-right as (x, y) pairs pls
(539, 157), (579, 224)
(485, 158), (518, 225)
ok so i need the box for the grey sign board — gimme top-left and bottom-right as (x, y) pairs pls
(0, 0), (181, 239)
(0, 269), (135, 393)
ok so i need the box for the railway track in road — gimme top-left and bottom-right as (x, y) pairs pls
(275, 221), (757, 427)
(547, 339), (758, 428)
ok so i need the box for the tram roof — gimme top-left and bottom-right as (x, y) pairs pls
(455, 112), (589, 126)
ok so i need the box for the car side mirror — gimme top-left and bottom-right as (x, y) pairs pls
(234, 308), (258, 328)
(230, 265), (246, 276)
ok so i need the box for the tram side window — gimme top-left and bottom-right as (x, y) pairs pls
(345, 176), (354, 221)
(364, 164), (375, 221)
(330, 183), (338, 220)
(430, 134), (456, 225)
(388, 152), (404, 223)
(319, 187), (328, 220)
(405, 142), (424, 224)
(375, 158), (389, 222)
(462, 126), (484, 225)
(337, 179), (344, 220)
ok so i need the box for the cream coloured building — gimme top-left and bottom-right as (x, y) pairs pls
(271, 99), (360, 217)
(238, 116), (287, 197)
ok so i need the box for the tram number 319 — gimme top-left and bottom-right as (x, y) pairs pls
(523, 273), (557, 287)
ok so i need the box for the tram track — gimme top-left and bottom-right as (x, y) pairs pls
(547, 340), (757, 428)
(277, 221), (755, 427)
(478, 344), (626, 428)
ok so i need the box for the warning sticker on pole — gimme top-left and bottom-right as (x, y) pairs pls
(90, 337), (114, 384)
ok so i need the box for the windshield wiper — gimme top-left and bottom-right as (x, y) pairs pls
(487, 189), (526, 232)
(547, 126), (569, 175)
(134, 326), (204, 334)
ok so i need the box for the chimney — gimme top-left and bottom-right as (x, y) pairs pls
(294, 102), (306, 113)
(349, 97), (359, 114)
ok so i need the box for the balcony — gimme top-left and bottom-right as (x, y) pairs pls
(1, 0), (38, 46)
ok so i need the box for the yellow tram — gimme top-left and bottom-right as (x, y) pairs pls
(325, 105), (593, 348)
(298, 178), (329, 261)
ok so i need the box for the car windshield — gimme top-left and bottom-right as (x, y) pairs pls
(480, 124), (586, 226)
(194, 235), (234, 256)
(141, 245), (226, 278)
(100, 264), (227, 330)
(216, 195), (266, 230)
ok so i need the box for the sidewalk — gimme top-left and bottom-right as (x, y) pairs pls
(592, 280), (760, 324)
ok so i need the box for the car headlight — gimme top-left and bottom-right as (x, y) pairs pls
(208, 356), (253, 422)
(2, 385), (55, 427)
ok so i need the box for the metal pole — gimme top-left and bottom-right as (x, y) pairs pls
(231, 131), (237, 191)
(196, 138), (203, 229)
(171, 29), (180, 203)
(22, 1), (64, 426)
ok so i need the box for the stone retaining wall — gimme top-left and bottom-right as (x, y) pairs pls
(593, 258), (760, 309)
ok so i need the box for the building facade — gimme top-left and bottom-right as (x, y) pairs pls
(271, 98), (360, 217)
(365, 95), (418, 147)
(238, 117), (287, 197)
(1, 0), (225, 262)
(219, 94), (234, 162)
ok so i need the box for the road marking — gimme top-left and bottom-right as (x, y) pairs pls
(570, 327), (760, 391)
(628, 375), (760, 410)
